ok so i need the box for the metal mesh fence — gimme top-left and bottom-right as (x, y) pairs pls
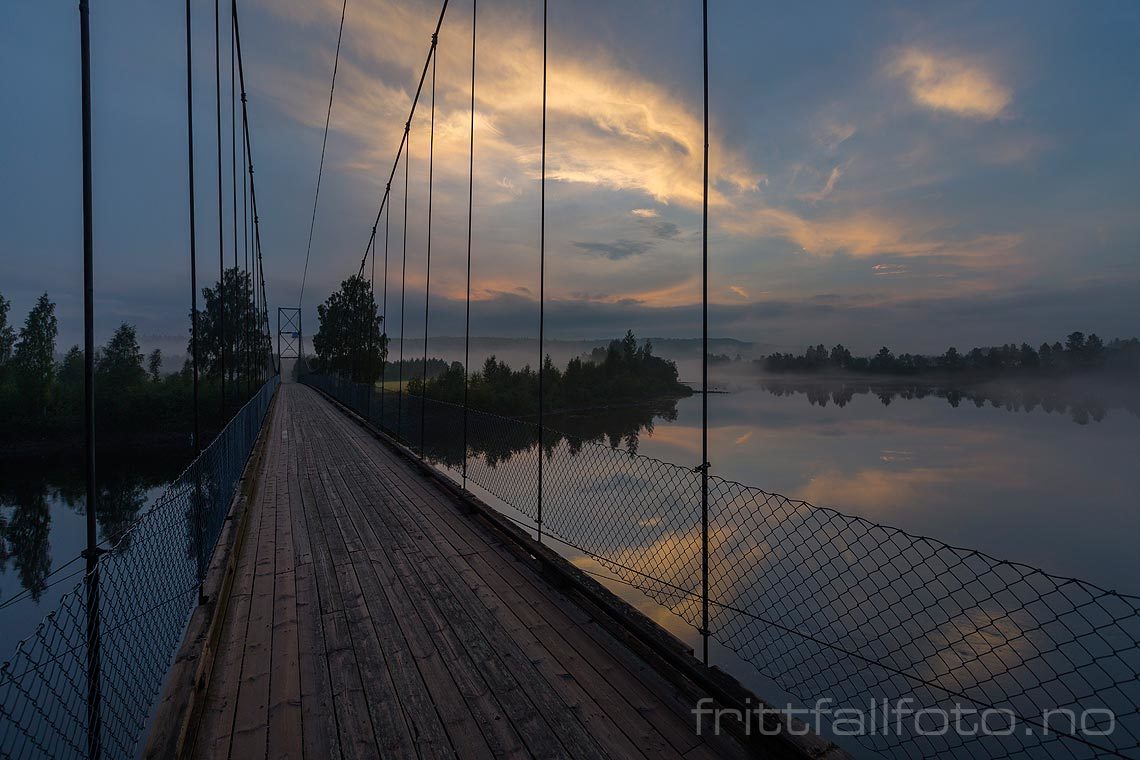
(305, 374), (1140, 759)
(0, 376), (278, 760)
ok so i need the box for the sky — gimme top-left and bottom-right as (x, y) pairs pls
(2, 0), (1139, 357)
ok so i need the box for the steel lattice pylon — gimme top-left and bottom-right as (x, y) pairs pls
(277, 306), (302, 360)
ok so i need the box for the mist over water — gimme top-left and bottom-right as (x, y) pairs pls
(607, 372), (1140, 592)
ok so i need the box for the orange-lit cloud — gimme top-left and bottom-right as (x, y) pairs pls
(799, 165), (843, 202)
(887, 48), (1012, 120)
(262, 0), (763, 210)
(255, 1), (1035, 311)
(722, 203), (1023, 267)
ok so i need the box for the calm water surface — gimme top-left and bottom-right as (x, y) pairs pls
(3, 377), (1137, 680)
(623, 379), (1140, 592)
(0, 449), (187, 656)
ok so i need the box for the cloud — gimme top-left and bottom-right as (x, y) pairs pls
(872, 263), (909, 276)
(264, 0), (766, 211)
(573, 239), (653, 260)
(887, 48), (1011, 120)
(818, 122), (856, 151)
(799, 165), (843, 202)
(631, 208), (658, 218)
(723, 203), (1024, 270)
(728, 285), (749, 299)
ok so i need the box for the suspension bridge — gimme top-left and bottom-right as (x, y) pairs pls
(3, 1), (1140, 759)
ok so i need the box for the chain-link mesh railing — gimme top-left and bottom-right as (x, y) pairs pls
(0, 376), (278, 760)
(304, 374), (1140, 759)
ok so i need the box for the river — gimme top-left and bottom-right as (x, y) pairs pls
(0, 448), (189, 657)
(3, 373), (1138, 752)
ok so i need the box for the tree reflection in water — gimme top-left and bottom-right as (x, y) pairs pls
(0, 451), (184, 601)
(405, 395), (679, 472)
(756, 376), (1139, 425)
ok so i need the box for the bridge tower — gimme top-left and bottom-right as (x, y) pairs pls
(277, 306), (303, 373)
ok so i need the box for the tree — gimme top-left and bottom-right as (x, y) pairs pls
(1019, 343), (1039, 369)
(190, 267), (267, 382)
(0, 292), (15, 365)
(1065, 331), (1085, 354)
(869, 346), (895, 373)
(55, 345), (84, 416)
(97, 323), (146, 390)
(148, 349), (163, 383)
(1085, 333), (1104, 361)
(12, 293), (58, 416)
(312, 275), (387, 383)
(829, 344), (852, 368)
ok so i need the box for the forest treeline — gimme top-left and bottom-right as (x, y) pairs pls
(382, 357), (450, 384)
(0, 272), (272, 444)
(406, 331), (692, 416)
(759, 333), (1140, 377)
(306, 278), (691, 415)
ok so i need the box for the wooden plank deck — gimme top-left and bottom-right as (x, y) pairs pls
(188, 382), (753, 759)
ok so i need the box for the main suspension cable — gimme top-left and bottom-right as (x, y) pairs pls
(356, 0), (451, 279)
(298, 0), (350, 311)
(230, 11), (240, 389)
(381, 186), (390, 421)
(233, 0), (276, 377)
(396, 127), (410, 437)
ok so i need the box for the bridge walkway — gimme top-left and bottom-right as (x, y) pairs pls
(187, 382), (749, 759)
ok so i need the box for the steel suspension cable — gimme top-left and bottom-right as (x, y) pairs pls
(369, 219), (377, 407)
(355, 0), (450, 279)
(700, 0), (711, 666)
(537, 0), (548, 543)
(396, 127), (410, 438)
(185, 0), (201, 459)
(77, 1), (101, 755)
(462, 0), (477, 489)
(381, 186), (390, 420)
(298, 0), (349, 311)
(215, 0), (226, 414)
(421, 41), (437, 459)
(241, 85), (250, 394)
(233, 0), (276, 378)
(230, 14), (239, 390)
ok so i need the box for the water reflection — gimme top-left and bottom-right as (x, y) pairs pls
(756, 376), (1139, 425)
(0, 451), (184, 603)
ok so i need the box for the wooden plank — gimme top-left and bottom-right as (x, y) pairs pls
(349, 486), (530, 758)
(268, 449), (303, 760)
(333, 560), (420, 758)
(388, 460), (705, 757)
(321, 455), (498, 759)
(321, 608), (383, 760)
(353, 457), (656, 760)
(292, 400), (380, 760)
(318, 385), (746, 759)
(294, 561), (341, 760)
(189, 453), (265, 760)
(311, 426), (455, 759)
(307, 418), (568, 759)
(331, 456), (604, 760)
(228, 467), (279, 758)
(188, 384), (759, 760)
